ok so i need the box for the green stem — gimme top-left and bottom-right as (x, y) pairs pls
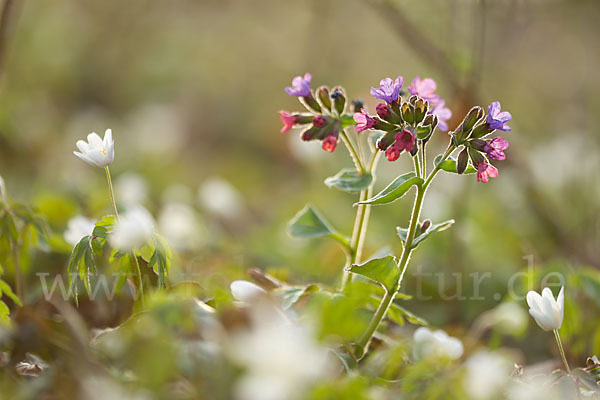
(130, 253), (145, 306)
(357, 141), (455, 350)
(413, 154), (421, 179)
(340, 150), (381, 291)
(340, 129), (366, 173)
(105, 167), (119, 221)
(105, 166), (145, 306)
(11, 239), (23, 300)
(554, 330), (571, 374)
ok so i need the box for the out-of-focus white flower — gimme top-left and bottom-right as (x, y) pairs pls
(109, 206), (154, 251)
(506, 369), (572, 400)
(64, 216), (95, 246)
(73, 129), (114, 168)
(80, 376), (149, 400)
(0, 175), (6, 203)
(526, 287), (564, 331)
(230, 280), (266, 304)
(116, 172), (148, 207)
(413, 327), (463, 361)
(464, 351), (513, 400)
(492, 302), (528, 335)
(158, 202), (204, 251)
(228, 305), (332, 400)
(198, 177), (243, 218)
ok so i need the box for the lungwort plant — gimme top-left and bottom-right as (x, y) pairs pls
(281, 72), (512, 358)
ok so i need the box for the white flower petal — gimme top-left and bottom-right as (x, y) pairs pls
(230, 280), (266, 303)
(526, 291), (543, 312)
(557, 286), (564, 325)
(76, 140), (90, 153)
(74, 151), (95, 167)
(87, 132), (103, 149)
(529, 308), (554, 331)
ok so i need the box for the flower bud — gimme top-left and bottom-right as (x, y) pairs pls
(420, 219), (431, 233)
(312, 116), (327, 128)
(414, 98), (428, 124)
(301, 126), (321, 141)
(471, 123), (493, 139)
(316, 86), (331, 111)
(351, 99), (365, 113)
(457, 147), (469, 174)
(468, 138), (486, 152)
(376, 103), (391, 119)
(453, 106), (484, 144)
(423, 113), (438, 130)
(401, 102), (415, 125)
(301, 95), (322, 113)
(468, 147), (485, 167)
(376, 131), (396, 150)
(331, 87), (346, 115)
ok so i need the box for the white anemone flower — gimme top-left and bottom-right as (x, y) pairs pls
(64, 216), (95, 246)
(526, 287), (564, 331)
(464, 351), (513, 400)
(230, 280), (266, 304)
(73, 129), (114, 168)
(109, 206), (154, 251)
(413, 327), (463, 361)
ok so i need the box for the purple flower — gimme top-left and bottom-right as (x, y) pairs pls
(486, 101), (512, 131)
(476, 162), (498, 183)
(353, 108), (375, 132)
(370, 76), (403, 104)
(483, 137), (509, 160)
(408, 77), (440, 105)
(322, 136), (338, 153)
(285, 73), (312, 97)
(431, 100), (452, 132)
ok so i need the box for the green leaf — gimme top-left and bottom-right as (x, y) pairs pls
(147, 233), (172, 288)
(346, 256), (400, 293)
(288, 205), (349, 248)
(0, 212), (18, 242)
(275, 284), (318, 310)
(434, 154), (477, 174)
(324, 169), (372, 193)
(357, 172), (423, 206)
(0, 300), (10, 324)
(572, 368), (600, 392)
(67, 235), (96, 303)
(389, 302), (427, 326)
(0, 279), (22, 306)
(397, 219), (455, 249)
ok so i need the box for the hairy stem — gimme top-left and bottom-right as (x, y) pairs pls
(340, 129), (366, 173)
(358, 142), (455, 351)
(554, 330), (571, 374)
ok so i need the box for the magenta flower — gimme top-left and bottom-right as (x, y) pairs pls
(278, 111), (297, 133)
(322, 136), (338, 153)
(431, 100), (452, 132)
(486, 101), (512, 131)
(376, 103), (391, 119)
(353, 108), (376, 132)
(408, 77), (440, 105)
(384, 129), (414, 161)
(483, 137), (509, 160)
(285, 73), (312, 97)
(370, 76), (403, 104)
(476, 162), (498, 183)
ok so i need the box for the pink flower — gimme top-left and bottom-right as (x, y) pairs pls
(408, 77), (440, 105)
(376, 103), (391, 119)
(322, 136), (338, 153)
(483, 137), (509, 160)
(279, 111), (297, 133)
(353, 108), (375, 132)
(394, 129), (415, 153)
(432, 100), (452, 132)
(384, 129), (414, 161)
(476, 162), (498, 183)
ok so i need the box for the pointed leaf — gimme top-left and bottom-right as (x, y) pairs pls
(288, 205), (349, 248)
(434, 154), (477, 174)
(346, 256), (400, 293)
(325, 169), (372, 193)
(357, 172), (423, 206)
(397, 219), (455, 249)
(0, 279), (22, 306)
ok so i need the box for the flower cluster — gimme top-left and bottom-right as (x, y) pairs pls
(449, 101), (511, 183)
(279, 73), (349, 153)
(279, 73), (513, 183)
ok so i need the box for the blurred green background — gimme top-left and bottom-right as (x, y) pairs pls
(0, 0), (598, 363)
